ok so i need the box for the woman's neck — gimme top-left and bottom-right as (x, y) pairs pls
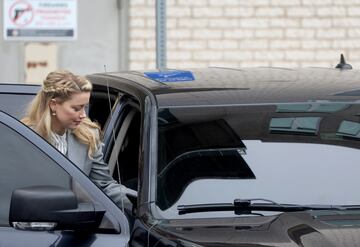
(51, 121), (66, 135)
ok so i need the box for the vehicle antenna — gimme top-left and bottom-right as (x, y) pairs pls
(335, 54), (353, 70)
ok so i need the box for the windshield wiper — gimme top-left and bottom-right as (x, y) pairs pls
(177, 198), (360, 215)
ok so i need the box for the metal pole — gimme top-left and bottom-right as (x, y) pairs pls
(117, 0), (129, 71)
(156, 0), (166, 70)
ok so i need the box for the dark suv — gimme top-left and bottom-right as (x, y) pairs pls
(0, 67), (360, 246)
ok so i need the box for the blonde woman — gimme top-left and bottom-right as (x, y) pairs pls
(22, 70), (132, 207)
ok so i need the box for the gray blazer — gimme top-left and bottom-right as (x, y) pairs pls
(66, 131), (131, 207)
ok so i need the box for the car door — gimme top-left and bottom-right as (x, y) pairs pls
(0, 111), (130, 247)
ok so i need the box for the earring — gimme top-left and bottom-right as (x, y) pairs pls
(52, 112), (56, 116)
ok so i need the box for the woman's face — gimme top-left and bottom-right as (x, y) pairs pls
(50, 92), (90, 133)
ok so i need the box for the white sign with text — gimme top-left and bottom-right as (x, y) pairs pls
(3, 0), (77, 41)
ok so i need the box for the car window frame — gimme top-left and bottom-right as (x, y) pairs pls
(103, 97), (141, 159)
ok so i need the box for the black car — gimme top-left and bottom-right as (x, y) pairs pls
(0, 67), (360, 246)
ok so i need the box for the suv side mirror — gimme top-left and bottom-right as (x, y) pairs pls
(9, 185), (105, 231)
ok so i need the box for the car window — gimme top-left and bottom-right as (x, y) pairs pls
(0, 94), (35, 119)
(0, 122), (71, 226)
(115, 110), (141, 191)
(156, 103), (360, 219)
(89, 86), (118, 129)
(0, 121), (120, 232)
(106, 102), (141, 192)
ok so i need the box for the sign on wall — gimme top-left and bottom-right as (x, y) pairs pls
(3, 0), (77, 41)
(25, 43), (57, 83)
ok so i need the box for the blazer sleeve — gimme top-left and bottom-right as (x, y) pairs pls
(88, 139), (136, 208)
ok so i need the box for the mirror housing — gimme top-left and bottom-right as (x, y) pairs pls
(9, 185), (105, 231)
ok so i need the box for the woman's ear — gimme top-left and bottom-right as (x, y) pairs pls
(49, 99), (57, 112)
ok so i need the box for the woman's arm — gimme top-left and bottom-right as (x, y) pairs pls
(89, 142), (136, 208)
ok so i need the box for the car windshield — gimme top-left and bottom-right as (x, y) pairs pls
(155, 102), (360, 219)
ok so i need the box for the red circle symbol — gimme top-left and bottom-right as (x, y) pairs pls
(9, 0), (34, 27)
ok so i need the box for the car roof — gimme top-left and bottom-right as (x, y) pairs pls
(100, 67), (360, 108)
(2, 68), (358, 108)
(0, 83), (40, 94)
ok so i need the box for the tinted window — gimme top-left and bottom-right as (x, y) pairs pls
(0, 121), (120, 232)
(0, 94), (35, 119)
(156, 103), (360, 218)
(0, 122), (71, 226)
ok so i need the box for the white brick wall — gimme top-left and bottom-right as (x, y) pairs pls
(128, 0), (360, 70)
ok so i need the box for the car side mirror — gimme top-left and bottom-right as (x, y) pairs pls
(9, 185), (105, 231)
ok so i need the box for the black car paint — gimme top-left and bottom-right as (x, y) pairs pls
(5, 210), (360, 247)
(0, 68), (359, 246)
(133, 211), (360, 247)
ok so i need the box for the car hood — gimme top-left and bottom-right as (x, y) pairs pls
(154, 210), (360, 246)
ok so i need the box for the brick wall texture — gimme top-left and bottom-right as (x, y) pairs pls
(129, 0), (360, 70)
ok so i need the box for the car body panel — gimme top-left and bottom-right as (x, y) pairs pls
(147, 211), (360, 247)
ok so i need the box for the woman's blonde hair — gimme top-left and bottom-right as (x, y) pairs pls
(22, 70), (100, 157)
